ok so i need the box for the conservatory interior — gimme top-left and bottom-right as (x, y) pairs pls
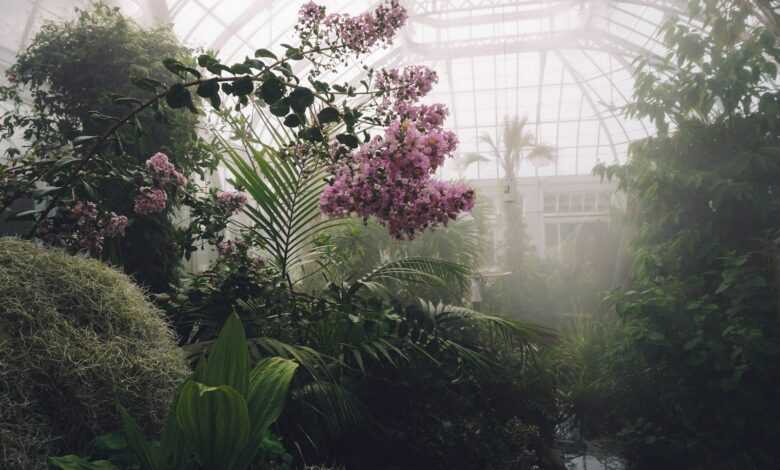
(1, 0), (778, 469)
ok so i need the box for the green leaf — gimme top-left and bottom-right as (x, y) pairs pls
(285, 47), (304, 60)
(163, 58), (201, 78)
(254, 48), (278, 60)
(283, 114), (302, 128)
(131, 77), (163, 92)
(48, 455), (119, 470)
(118, 405), (157, 470)
(196, 78), (221, 109)
(165, 84), (197, 113)
(317, 106), (340, 124)
(233, 357), (298, 467)
(156, 385), (189, 469)
(230, 63), (253, 75)
(196, 79), (219, 99)
(113, 96), (142, 107)
(163, 58), (182, 74)
(203, 313), (250, 396)
(247, 357), (298, 433)
(243, 58), (265, 71)
(72, 135), (98, 146)
(197, 54), (215, 67)
(92, 432), (127, 452)
(260, 76), (285, 104)
(310, 80), (330, 93)
(336, 133), (360, 149)
(288, 87), (315, 113)
(301, 127), (323, 142)
(269, 99), (290, 117)
(176, 382), (251, 469)
(232, 76), (255, 96)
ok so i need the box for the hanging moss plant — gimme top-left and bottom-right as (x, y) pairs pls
(0, 238), (189, 469)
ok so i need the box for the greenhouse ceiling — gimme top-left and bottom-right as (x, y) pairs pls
(1, 0), (683, 178)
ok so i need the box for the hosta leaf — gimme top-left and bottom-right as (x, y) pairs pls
(176, 381), (250, 469)
(203, 312), (249, 396)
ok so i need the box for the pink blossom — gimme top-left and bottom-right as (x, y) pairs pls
(134, 187), (168, 215)
(299, 2), (325, 23)
(376, 65), (438, 111)
(104, 213), (129, 238)
(145, 152), (187, 188)
(297, 0), (407, 55)
(320, 110), (475, 239)
(216, 190), (248, 214)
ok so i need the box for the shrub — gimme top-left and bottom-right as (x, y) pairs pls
(0, 238), (188, 469)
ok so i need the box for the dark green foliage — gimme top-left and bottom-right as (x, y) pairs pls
(591, 2), (780, 467)
(0, 238), (188, 469)
(0, 2), (216, 291)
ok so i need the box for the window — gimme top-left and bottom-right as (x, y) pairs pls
(544, 193), (557, 213)
(584, 192), (596, 212)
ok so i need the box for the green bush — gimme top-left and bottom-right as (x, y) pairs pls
(0, 238), (189, 469)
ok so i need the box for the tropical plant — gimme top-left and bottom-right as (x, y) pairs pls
(463, 116), (555, 193)
(591, 1), (780, 467)
(216, 110), (339, 288)
(117, 313), (297, 470)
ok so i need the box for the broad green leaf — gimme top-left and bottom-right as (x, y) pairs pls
(317, 106), (340, 124)
(283, 114), (301, 127)
(48, 455), (119, 470)
(176, 381), (250, 469)
(288, 86), (314, 113)
(234, 357), (298, 467)
(269, 99), (290, 117)
(254, 48), (277, 60)
(260, 76), (285, 104)
(203, 313), (249, 396)
(166, 84), (197, 113)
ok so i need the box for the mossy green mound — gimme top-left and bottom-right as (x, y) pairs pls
(0, 238), (188, 469)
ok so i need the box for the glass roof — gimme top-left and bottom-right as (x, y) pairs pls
(2, 0), (684, 178)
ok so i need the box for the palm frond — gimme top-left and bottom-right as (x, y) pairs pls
(292, 381), (368, 435)
(253, 337), (334, 381)
(216, 133), (344, 282)
(350, 257), (471, 297)
(459, 152), (490, 170)
(417, 300), (556, 349)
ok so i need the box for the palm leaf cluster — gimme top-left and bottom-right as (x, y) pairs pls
(194, 100), (555, 459)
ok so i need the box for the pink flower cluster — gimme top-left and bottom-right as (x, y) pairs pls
(320, 110), (475, 239)
(134, 152), (187, 216)
(38, 201), (129, 255)
(376, 66), (439, 110)
(216, 190), (248, 214)
(297, 0), (407, 54)
(146, 152), (187, 187)
(70, 201), (103, 253)
(134, 187), (168, 215)
(104, 213), (129, 238)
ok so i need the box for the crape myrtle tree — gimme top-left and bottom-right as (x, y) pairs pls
(0, 1), (474, 275)
(595, 0), (780, 467)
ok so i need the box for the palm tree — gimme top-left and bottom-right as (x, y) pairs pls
(458, 116), (555, 271)
(462, 115), (555, 197)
